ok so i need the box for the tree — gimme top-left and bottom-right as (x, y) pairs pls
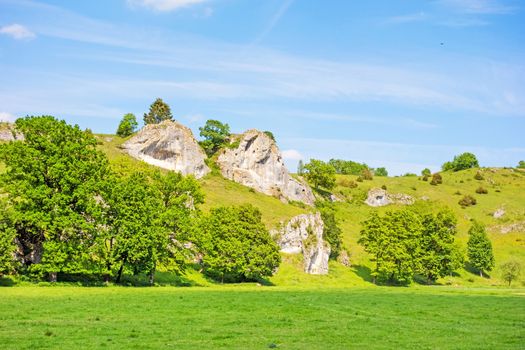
(421, 168), (431, 177)
(0, 116), (108, 282)
(304, 159), (336, 190)
(467, 221), (495, 277)
(359, 210), (422, 284)
(319, 207), (343, 259)
(199, 119), (230, 156)
(198, 204), (280, 282)
(0, 202), (17, 276)
(500, 260), (521, 286)
(517, 160), (525, 169)
(328, 159), (368, 175)
(418, 209), (462, 283)
(442, 152), (479, 171)
(116, 113), (138, 137)
(143, 98), (173, 125)
(297, 160), (304, 175)
(374, 167), (388, 177)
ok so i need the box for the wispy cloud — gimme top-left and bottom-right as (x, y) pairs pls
(385, 12), (428, 24)
(438, 0), (518, 14)
(127, 0), (208, 12)
(251, 0), (294, 46)
(281, 149), (303, 161)
(0, 23), (36, 40)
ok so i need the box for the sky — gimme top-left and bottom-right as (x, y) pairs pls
(0, 0), (524, 175)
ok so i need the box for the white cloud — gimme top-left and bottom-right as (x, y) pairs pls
(438, 0), (517, 14)
(0, 24), (36, 40)
(281, 149), (303, 161)
(0, 112), (15, 122)
(127, 0), (208, 12)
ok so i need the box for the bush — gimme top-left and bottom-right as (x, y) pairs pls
(475, 187), (488, 194)
(422, 175), (429, 182)
(421, 168), (431, 177)
(459, 195), (477, 207)
(474, 172), (484, 180)
(381, 185), (387, 190)
(442, 152), (479, 171)
(361, 168), (374, 180)
(356, 176), (363, 182)
(430, 173), (442, 185)
(374, 167), (388, 177)
(338, 178), (357, 188)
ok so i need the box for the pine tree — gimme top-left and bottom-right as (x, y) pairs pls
(467, 221), (495, 277)
(143, 98), (173, 125)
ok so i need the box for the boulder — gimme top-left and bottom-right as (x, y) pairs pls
(0, 123), (24, 141)
(122, 120), (210, 179)
(217, 130), (315, 205)
(365, 188), (414, 207)
(272, 213), (330, 274)
(493, 208), (505, 219)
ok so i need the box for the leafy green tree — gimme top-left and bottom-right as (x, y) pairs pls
(328, 159), (368, 175)
(421, 168), (431, 177)
(467, 221), (495, 277)
(500, 259), (521, 286)
(374, 167), (388, 177)
(359, 210), (422, 284)
(517, 160), (525, 169)
(198, 204), (280, 282)
(319, 208), (343, 259)
(0, 116), (108, 282)
(143, 98), (173, 125)
(0, 202), (17, 276)
(304, 159), (336, 190)
(199, 119), (230, 156)
(297, 160), (304, 175)
(418, 209), (462, 283)
(442, 152), (479, 171)
(116, 113), (138, 137)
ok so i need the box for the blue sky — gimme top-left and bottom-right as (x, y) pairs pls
(0, 0), (524, 174)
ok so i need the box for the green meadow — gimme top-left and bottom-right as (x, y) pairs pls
(0, 285), (523, 350)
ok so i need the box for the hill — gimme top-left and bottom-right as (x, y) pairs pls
(95, 134), (525, 287)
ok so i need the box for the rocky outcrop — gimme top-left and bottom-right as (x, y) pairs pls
(272, 213), (330, 274)
(122, 120), (210, 179)
(0, 123), (23, 141)
(217, 130), (315, 205)
(365, 188), (414, 207)
(493, 208), (505, 219)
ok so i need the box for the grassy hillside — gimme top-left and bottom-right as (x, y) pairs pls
(95, 135), (525, 287)
(1, 286), (523, 349)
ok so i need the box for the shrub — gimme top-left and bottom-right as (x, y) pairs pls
(459, 195), (477, 207)
(356, 176), (363, 182)
(430, 173), (442, 185)
(474, 172), (484, 180)
(475, 187), (488, 194)
(422, 175), (429, 182)
(361, 168), (374, 180)
(381, 185), (387, 190)
(421, 168), (431, 177)
(374, 167), (388, 177)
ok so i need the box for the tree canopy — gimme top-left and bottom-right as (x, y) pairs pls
(143, 98), (173, 125)
(442, 152), (479, 171)
(116, 113), (138, 137)
(467, 221), (494, 277)
(304, 159), (336, 190)
(199, 119), (231, 156)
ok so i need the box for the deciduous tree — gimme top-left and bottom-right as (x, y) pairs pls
(467, 221), (495, 277)
(199, 119), (230, 156)
(116, 113), (138, 137)
(304, 159), (336, 190)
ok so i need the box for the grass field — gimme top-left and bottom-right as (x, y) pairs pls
(0, 286), (523, 350)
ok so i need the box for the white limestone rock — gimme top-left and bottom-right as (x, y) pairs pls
(122, 120), (210, 179)
(217, 130), (315, 205)
(0, 123), (24, 141)
(272, 213), (330, 275)
(365, 188), (414, 207)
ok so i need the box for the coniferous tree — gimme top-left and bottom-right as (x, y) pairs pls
(467, 221), (495, 277)
(143, 98), (173, 125)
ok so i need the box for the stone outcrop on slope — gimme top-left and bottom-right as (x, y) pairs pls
(364, 188), (414, 207)
(0, 123), (24, 141)
(122, 120), (210, 179)
(272, 213), (330, 275)
(217, 130), (315, 205)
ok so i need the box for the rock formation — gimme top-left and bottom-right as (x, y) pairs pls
(365, 188), (414, 207)
(217, 130), (315, 205)
(0, 123), (24, 142)
(122, 120), (210, 179)
(272, 213), (330, 274)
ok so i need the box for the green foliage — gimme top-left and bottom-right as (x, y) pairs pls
(500, 259), (521, 286)
(459, 195), (476, 207)
(418, 210), (463, 283)
(0, 116), (108, 280)
(421, 168), (431, 177)
(199, 119), (231, 157)
(475, 186), (488, 194)
(374, 167), (388, 177)
(304, 159), (336, 190)
(359, 210), (423, 284)
(328, 159), (369, 175)
(198, 204), (280, 282)
(143, 98), (173, 125)
(319, 207), (343, 259)
(474, 171), (484, 180)
(361, 168), (374, 180)
(517, 160), (525, 169)
(442, 152), (479, 171)
(0, 202), (17, 276)
(467, 221), (495, 277)
(116, 113), (138, 137)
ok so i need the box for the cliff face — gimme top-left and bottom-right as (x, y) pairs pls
(272, 213), (330, 275)
(122, 120), (210, 179)
(217, 130), (315, 205)
(0, 123), (24, 142)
